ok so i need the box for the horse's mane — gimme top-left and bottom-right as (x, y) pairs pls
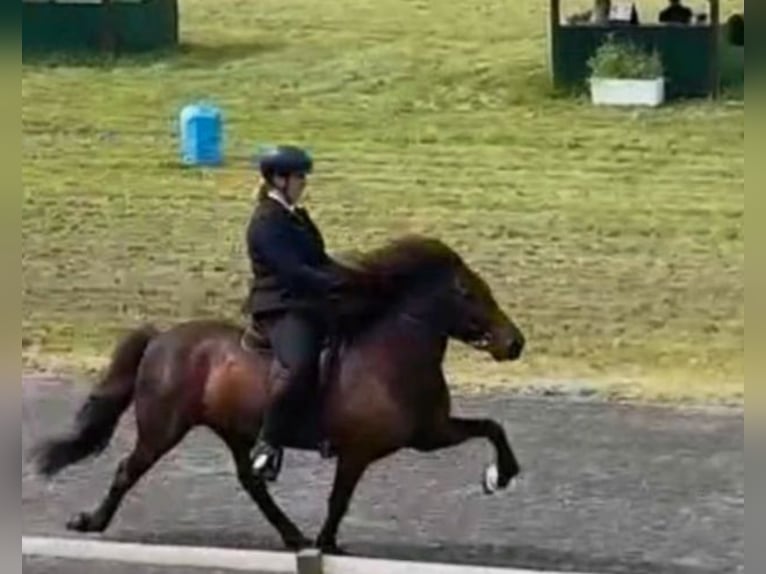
(344, 234), (463, 284)
(332, 235), (465, 338)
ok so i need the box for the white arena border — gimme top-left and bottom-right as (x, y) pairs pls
(22, 535), (598, 574)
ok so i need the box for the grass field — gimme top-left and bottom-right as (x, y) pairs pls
(22, 0), (744, 403)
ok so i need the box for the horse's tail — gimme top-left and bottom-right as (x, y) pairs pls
(32, 324), (160, 478)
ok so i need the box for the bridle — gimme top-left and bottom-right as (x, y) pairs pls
(396, 284), (494, 351)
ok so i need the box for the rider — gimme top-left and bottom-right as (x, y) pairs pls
(245, 144), (349, 480)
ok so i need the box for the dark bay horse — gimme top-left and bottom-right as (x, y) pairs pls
(32, 235), (525, 552)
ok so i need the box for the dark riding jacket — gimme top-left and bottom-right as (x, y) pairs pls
(245, 196), (346, 315)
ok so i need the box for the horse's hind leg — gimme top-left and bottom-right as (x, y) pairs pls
(67, 401), (189, 533)
(219, 432), (309, 550)
(413, 417), (520, 494)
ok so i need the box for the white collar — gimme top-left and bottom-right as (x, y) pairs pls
(267, 189), (297, 213)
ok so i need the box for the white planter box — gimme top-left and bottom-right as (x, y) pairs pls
(589, 77), (665, 107)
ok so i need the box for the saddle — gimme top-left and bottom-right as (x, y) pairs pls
(241, 322), (273, 353)
(241, 323), (340, 459)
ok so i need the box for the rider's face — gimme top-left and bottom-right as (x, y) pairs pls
(283, 173), (307, 204)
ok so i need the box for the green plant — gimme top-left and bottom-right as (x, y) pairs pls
(587, 35), (664, 79)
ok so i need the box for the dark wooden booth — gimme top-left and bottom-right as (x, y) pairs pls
(548, 0), (722, 99)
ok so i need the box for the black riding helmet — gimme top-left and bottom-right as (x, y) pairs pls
(257, 145), (313, 182)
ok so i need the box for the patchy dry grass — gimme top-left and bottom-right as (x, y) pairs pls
(22, 0), (744, 403)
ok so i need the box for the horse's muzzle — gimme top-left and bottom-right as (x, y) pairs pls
(486, 333), (524, 361)
(507, 338), (524, 361)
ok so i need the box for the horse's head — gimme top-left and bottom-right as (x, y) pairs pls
(446, 264), (525, 362)
(344, 235), (525, 361)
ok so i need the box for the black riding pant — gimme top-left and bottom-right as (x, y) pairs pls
(271, 311), (325, 381)
(256, 310), (326, 442)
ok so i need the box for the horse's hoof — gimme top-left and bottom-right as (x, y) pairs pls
(483, 461), (522, 494)
(284, 535), (312, 551)
(324, 545), (349, 556)
(66, 512), (104, 533)
(482, 463), (500, 495)
(316, 540), (348, 555)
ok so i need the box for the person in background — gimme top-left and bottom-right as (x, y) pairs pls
(659, 0), (693, 24)
(727, 13), (744, 46)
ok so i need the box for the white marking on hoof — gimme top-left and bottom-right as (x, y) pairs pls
(508, 476), (519, 493)
(482, 463), (499, 495)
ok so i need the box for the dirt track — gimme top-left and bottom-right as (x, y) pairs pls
(22, 377), (743, 574)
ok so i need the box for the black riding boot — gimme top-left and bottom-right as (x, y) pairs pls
(251, 408), (284, 482)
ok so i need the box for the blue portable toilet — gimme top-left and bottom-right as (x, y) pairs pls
(179, 103), (223, 166)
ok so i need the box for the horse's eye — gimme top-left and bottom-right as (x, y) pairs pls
(455, 279), (471, 299)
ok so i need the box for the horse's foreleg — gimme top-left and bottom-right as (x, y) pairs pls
(316, 454), (369, 553)
(414, 417), (520, 493)
(222, 434), (310, 550)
